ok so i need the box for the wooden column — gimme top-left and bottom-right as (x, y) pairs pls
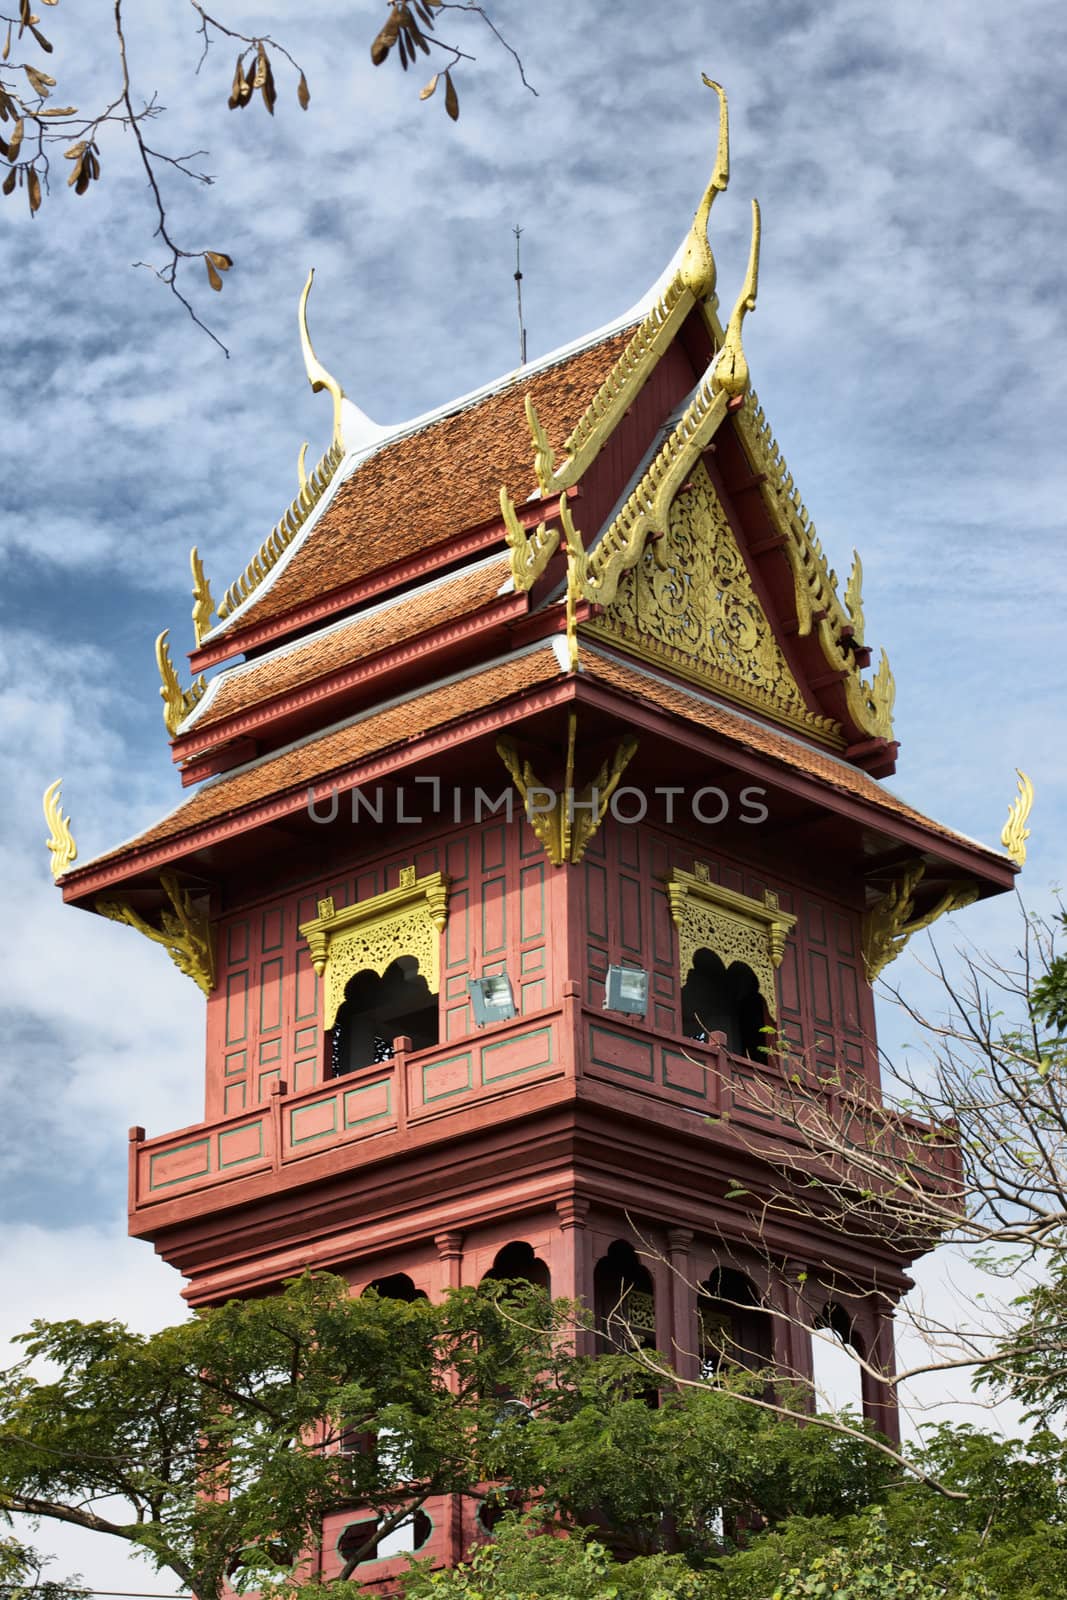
(667, 1226), (698, 1379)
(434, 1230), (464, 1295)
(554, 1196), (592, 1353)
(860, 1300), (899, 1443)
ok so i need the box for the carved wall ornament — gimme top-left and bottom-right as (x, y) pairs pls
(586, 461), (840, 739)
(496, 713), (638, 866)
(96, 870), (216, 996)
(732, 395), (896, 745)
(861, 863), (979, 983)
(299, 871), (450, 1029)
(666, 868), (796, 1019)
(1000, 770), (1033, 867)
(42, 779), (77, 879)
(156, 630), (208, 737)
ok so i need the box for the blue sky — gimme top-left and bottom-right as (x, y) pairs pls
(2, 0), (1065, 1587)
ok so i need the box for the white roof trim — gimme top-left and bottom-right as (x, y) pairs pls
(179, 549), (511, 735)
(203, 235), (694, 643)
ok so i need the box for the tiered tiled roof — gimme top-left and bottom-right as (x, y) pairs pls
(207, 328), (633, 645)
(180, 552), (515, 743)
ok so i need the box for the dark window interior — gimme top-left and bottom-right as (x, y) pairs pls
(594, 1239), (656, 1355)
(482, 1240), (551, 1294)
(698, 1267), (772, 1375)
(363, 1272), (427, 1303)
(332, 956), (438, 1076)
(682, 948), (766, 1059)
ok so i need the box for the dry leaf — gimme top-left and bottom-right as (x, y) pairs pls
(2, 22), (11, 59)
(297, 72), (310, 109)
(67, 156), (83, 187)
(64, 139), (86, 158)
(419, 73), (438, 99)
(7, 117), (21, 158)
(40, 105), (76, 116)
(29, 23), (52, 51)
(444, 69), (459, 120)
(27, 165), (40, 212)
(206, 250), (232, 271)
(228, 52), (245, 110)
(206, 256), (223, 291)
(252, 43), (268, 90)
(2, 168), (16, 195)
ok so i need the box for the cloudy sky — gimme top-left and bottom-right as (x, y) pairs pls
(2, 0), (1065, 1588)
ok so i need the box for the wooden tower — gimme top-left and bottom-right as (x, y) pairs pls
(48, 82), (1019, 1586)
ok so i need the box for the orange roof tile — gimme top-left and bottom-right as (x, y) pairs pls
(76, 647), (566, 878)
(215, 329), (633, 637)
(579, 645), (1009, 862)
(185, 554), (515, 738)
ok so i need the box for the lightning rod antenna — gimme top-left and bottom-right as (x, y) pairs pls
(513, 224), (528, 366)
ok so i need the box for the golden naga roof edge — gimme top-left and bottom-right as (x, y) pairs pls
(560, 198), (762, 612)
(527, 74), (732, 499)
(732, 394), (896, 745)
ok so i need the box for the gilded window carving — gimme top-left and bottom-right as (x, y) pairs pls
(299, 871), (449, 1029)
(666, 866), (796, 1019)
(586, 462), (837, 740)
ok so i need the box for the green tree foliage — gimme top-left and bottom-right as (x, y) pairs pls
(0, 1272), (574, 1598)
(0, 1536), (88, 1600)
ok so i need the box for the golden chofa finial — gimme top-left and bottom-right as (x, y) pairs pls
(43, 779), (77, 879)
(679, 75), (730, 301)
(712, 197), (761, 399)
(189, 547), (217, 647)
(1000, 769), (1034, 867)
(156, 630), (208, 737)
(298, 267), (345, 452)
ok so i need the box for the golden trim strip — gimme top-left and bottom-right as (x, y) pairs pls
(733, 395), (896, 743)
(215, 437), (344, 622)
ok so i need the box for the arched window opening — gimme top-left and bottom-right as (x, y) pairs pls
(362, 1272), (427, 1302)
(332, 956), (438, 1077)
(698, 1268), (772, 1375)
(681, 948), (766, 1060)
(476, 1487), (523, 1538)
(337, 1508), (431, 1568)
(811, 1303), (865, 1415)
(482, 1240), (551, 1295)
(594, 1240), (656, 1355)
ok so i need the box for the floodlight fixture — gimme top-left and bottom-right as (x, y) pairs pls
(604, 964), (649, 1017)
(468, 972), (517, 1027)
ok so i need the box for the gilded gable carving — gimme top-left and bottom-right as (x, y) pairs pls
(586, 462), (838, 741)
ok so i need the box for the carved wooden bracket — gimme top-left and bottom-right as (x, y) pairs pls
(96, 870), (215, 996)
(299, 868), (449, 1028)
(496, 713), (638, 867)
(861, 863), (978, 983)
(666, 865), (796, 1019)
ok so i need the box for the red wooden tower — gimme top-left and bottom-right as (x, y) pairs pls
(49, 82), (1019, 1585)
